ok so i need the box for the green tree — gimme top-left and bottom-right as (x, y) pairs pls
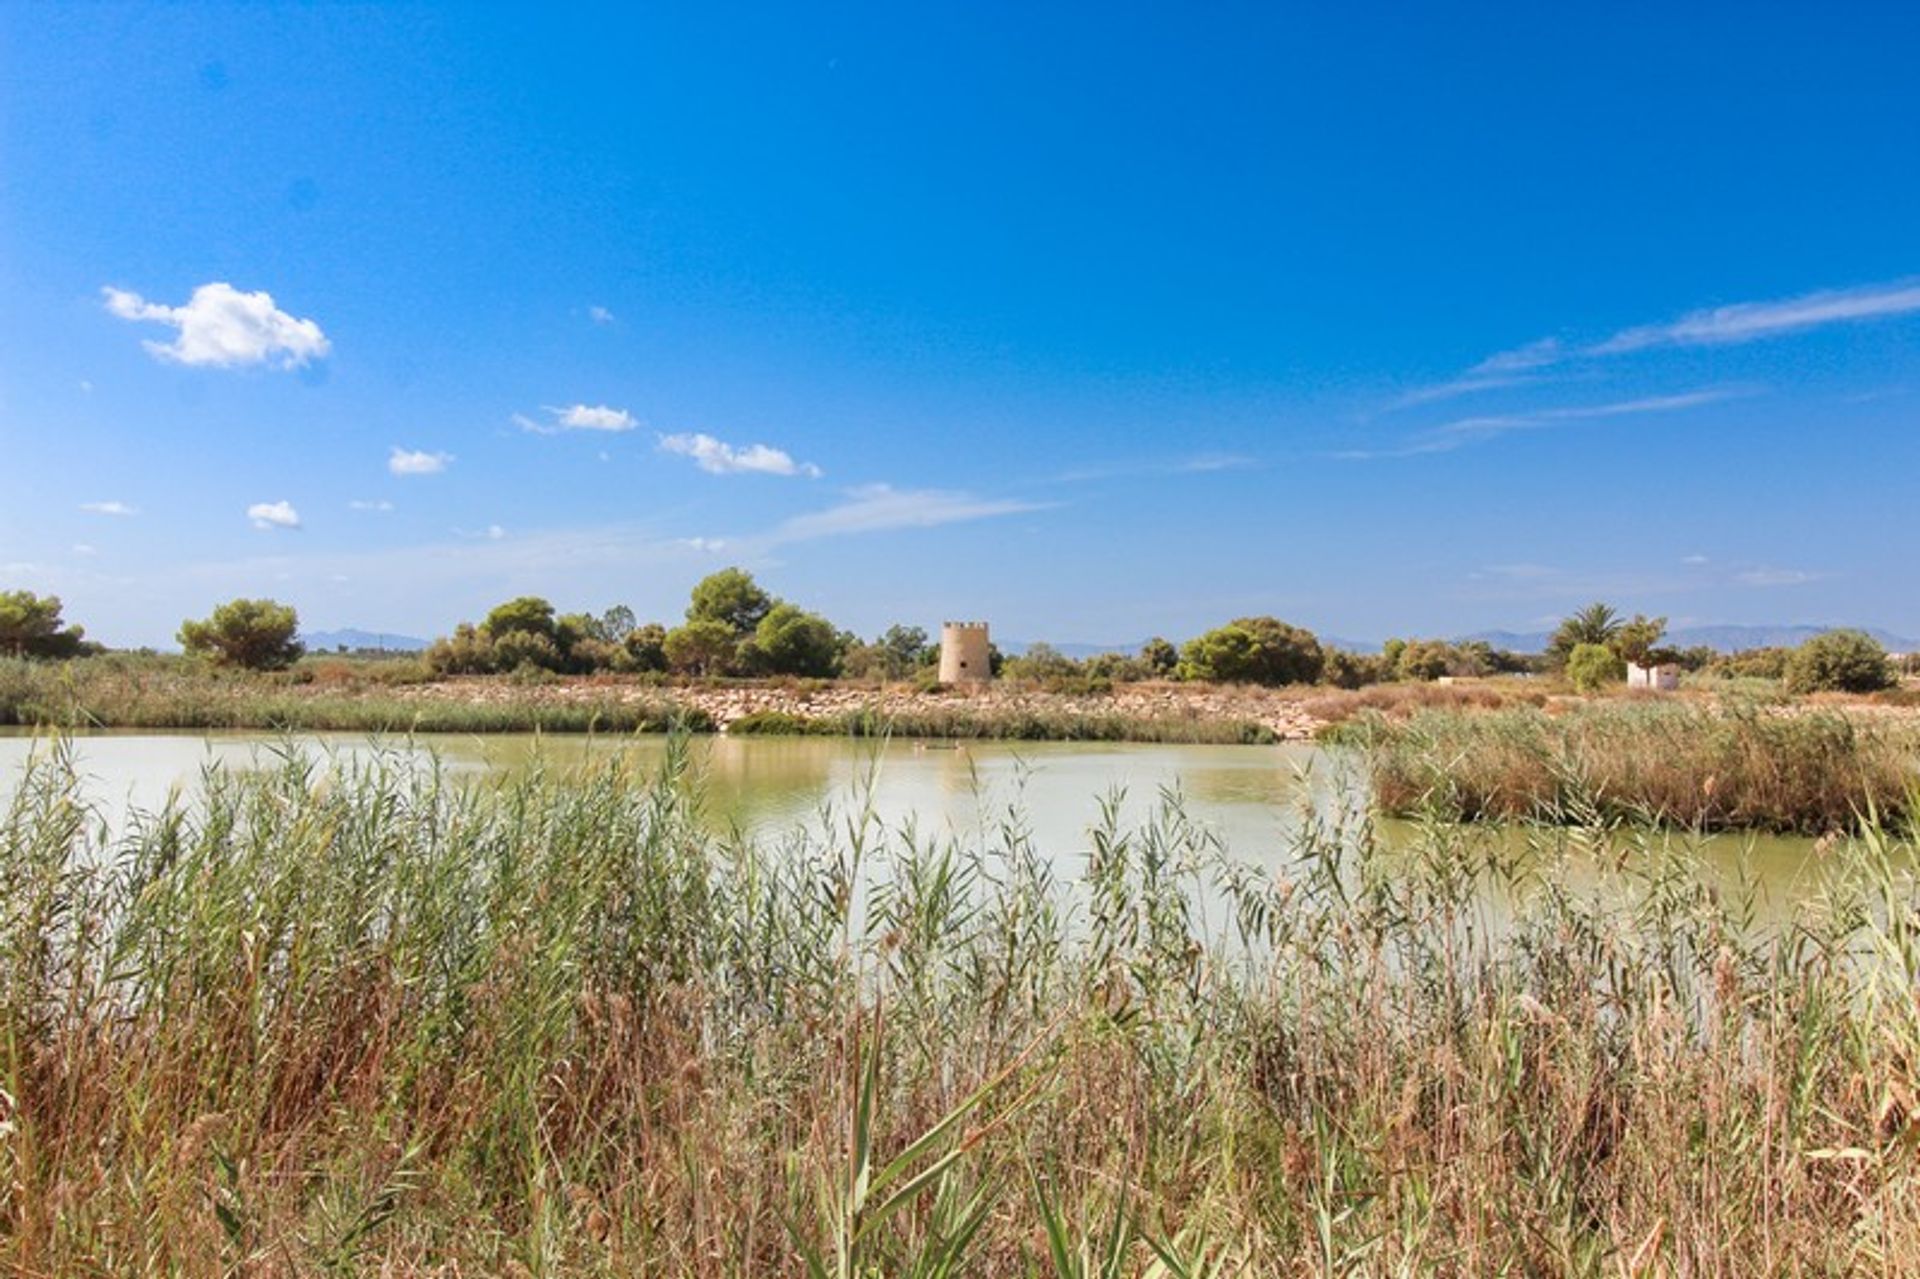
(0, 590), (88, 658)
(483, 596), (557, 640)
(663, 620), (738, 676)
(492, 629), (564, 672)
(1394, 639), (1452, 682)
(598, 605), (637, 644)
(178, 598), (304, 670)
(753, 603), (844, 677)
(687, 568), (774, 637)
(424, 622), (497, 675)
(1003, 642), (1079, 683)
(623, 623), (669, 672)
(1784, 630), (1895, 694)
(1610, 614), (1669, 666)
(880, 624), (932, 675)
(1549, 602), (1623, 664)
(1140, 637), (1178, 677)
(1566, 641), (1626, 693)
(1177, 617), (1324, 686)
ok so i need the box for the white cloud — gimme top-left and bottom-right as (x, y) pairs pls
(770, 484), (1043, 543)
(1404, 277), (1920, 412)
(588, 305), (615, 325)
(518, 404), (639, 434)
(102, 282), (329, 369)
(486, 524), (506, 541)
(1735, 567), (1819, 587)
(1056, 453), (1257, 483)
(1340, 388), (1749, 459)
(1472, 338), (1564, 374)
(1682, 553), (1710, 565)
(674, 536), (728, 553)
(73, 544), (98, 557)
(388, 446), (452, 476)
(80, 500), (138, 516)
(247, 500), (301, 530)
(349, 499), (395, 512)
(1593, 279), (1920, 355)
(658, 432), (823, 477)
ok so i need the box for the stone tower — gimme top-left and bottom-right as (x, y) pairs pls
(938, 621), (991, 684)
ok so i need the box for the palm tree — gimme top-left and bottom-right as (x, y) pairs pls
(1549, 601), (1622, 660)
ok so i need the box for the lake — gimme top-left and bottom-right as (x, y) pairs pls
(0, 728), (1835, 913)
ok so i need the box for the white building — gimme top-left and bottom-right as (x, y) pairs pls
(1626, 661), (1680, 691)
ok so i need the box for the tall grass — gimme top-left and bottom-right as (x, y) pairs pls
(5, 732), (1920, 1273)
(726, 706), (1278, 745)
(0, 654), (708, 734)
(1349, 699), (1920, 833)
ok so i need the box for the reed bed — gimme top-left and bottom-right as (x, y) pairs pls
(5, 733), (1920, 1274)
(726, 706), (1278, 745)
(1351, 700), (1920, 834)
(0, 655), (705, 734)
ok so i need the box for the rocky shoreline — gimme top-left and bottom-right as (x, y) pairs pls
(399, 677), (1328, 740)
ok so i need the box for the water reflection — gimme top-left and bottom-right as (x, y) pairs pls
(0, 729), (1830, 912)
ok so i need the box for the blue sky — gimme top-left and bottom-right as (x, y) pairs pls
(3, 4), (1917, 648)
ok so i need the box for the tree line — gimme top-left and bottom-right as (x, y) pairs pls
(0, 582), (1907, 694)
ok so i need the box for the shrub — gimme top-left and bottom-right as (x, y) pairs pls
(664, 619), (738, 675)
(491, 628), (564, 673)
(1322, 649), (1391, 689)
(1178, 616), (1324, 685)
(424, 622), (498, 675)
(482, 596), (558, 640)
(623, 623), (669, 672)
(178, 598), (304, 670)
(753, 603), (843, 677)
(1566, 641), (1625, 692)
(1785, 629), (1895, 694)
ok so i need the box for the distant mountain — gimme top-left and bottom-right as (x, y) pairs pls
(1004, 634), (1381, 657)
(1461, 625), (1920, 655)
(999, 639), (1150, 659)
(302, 628), (429, 653)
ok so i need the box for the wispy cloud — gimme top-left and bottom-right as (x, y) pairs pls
(79, 500), (138, 517)
(1340, 387), (1749, 459)
(1472, 338), (1565, 374)
(1734, 566), (1820, 587)
(517, 404), (639, 434)
(1053, 453), (1257, 483)
(658, 432), (823, 478)
(247, 500), (301, 530)
(1399, 277), (1920, 412)
(102, 282), (329, 369)
(588, 305), (615, 325)
(1387, 372), (1556, 411)
(388, 446), (452, 476)
(1592, 279), (1920, 355)
(349, 499), (394, 512)
(768, 484), (1043, 543)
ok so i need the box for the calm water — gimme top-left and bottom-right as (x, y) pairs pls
(0, 728), (1830, 907)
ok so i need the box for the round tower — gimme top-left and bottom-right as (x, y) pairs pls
(938, 621), (992, 684)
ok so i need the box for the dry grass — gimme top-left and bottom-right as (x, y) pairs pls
(1352, 699), (1920, 833)
(0, 654), (705, 734)
(1303, 678), (1543, 725)
(5, 733), (1920, 1273)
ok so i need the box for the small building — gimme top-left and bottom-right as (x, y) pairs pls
(1627, 662), (1680, 691)
(938, 621), (991, 684)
